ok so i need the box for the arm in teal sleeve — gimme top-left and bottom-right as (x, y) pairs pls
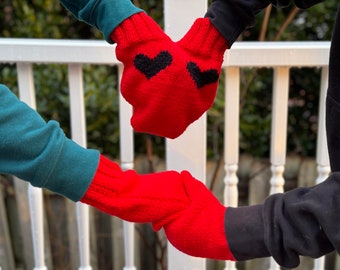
(60, 0), (143, 43)
(0, 84), (100, 201)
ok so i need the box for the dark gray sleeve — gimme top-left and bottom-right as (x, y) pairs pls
(293, 0), (325, 9)
(204, 0), (270, 46)
(225, 172), (340, 268)
(326, 4), (340, 172)
(204, 0), (325, 46)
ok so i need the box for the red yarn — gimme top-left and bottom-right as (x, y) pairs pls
(81, 155), (235, 261)
(111, 13), (228, 138)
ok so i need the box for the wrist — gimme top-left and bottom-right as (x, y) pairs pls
(225, 205), (270, 261)
(110, 12), (169, 47)
(80, 155), (124, 206)
(178, 18), (228, 60)
(205, 0), (269, 46)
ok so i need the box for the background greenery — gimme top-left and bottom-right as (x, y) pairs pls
(0, 0), (338, 160)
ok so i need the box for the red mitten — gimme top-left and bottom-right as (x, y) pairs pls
(110, 13), (228, 139)
(157, 171), (234, 260)
(80, 155), (189, 224)
(81, 155), (234, 260)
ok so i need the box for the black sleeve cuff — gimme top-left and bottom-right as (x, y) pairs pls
(225, 173), (340, 268)
(225, 205), (270, 261)
(204, 0), (270, 46)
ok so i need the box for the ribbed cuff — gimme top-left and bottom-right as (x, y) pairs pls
(225, 205), (270, 261)
(178, 18), (228, 60)
(41, 138), (100, 202)
(110, 12), (168, 47)
(80, 155), (124, 204)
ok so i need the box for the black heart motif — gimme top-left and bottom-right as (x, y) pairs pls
(134, 51), (173, 79)
(187, 62), (219, 89)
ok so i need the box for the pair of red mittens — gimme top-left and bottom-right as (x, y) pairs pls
(81, 155), (234, 260)
(110, 12), (228, 139)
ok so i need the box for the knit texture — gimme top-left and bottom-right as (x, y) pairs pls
(81, 155), (234, 260)
(111, 12), (228, 138)
(162, 171), (235, 260)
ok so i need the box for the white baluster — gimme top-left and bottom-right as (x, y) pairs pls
(224, 164), (239, 207)
(223, 164), (238, 270)
(164, 1), (208, 270)
(269, 165), (285, 195)
(269, 259), (281, 270)
(313, 67), (330, 270)
(269, 67), (289, 175)
(315, 66), (330, 185)
(17, 62), (48, 270)
(118, 64), (136, 270)
(223, 66), (240, 270)
(269, 67), (289, 270)
(76, 203), (92, 270)
(121, 162), (136, 270)
(316, 165), (330, 185)
(123, 221), (136, 270)
(269, 165), (285, 269)
(313, 257), (326, 270)
(68, 64), (92, 270)
(29, 185), (48, 270)
(225, 261), (238, 270)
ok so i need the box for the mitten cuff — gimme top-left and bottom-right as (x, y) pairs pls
(81, 155), (189, 224)
(110, 12), (169, 47)
(178, 18), (229, 60)
(80, 155), (124, 206)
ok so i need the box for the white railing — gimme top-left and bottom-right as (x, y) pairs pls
(0, 37), (332, 270)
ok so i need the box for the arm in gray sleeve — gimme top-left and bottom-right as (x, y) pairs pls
(225, 173), (339, 268)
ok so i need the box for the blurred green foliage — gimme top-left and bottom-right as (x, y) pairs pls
(0, 0), (338, 159)
(208, 0), (338, 158)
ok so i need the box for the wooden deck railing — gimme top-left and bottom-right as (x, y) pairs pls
(0, 37), (333, 270)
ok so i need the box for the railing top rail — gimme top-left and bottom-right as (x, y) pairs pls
(0, 38), (330, 67)
(0, 38), (117, 64)
(225, 41), (330, 67)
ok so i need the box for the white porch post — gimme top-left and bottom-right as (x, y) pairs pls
(223, 66), (240, 270)
(118, 65), (137, 270)
(164, 1), (208, 270)
(313, 67), (330, 270)
(269, 67), (290, 270)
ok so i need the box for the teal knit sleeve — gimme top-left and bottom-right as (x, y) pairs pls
(60, 0), (143, 43)
(0, 84), (100, 201)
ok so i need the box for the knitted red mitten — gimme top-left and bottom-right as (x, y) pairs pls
(158, 171), (234, 260)
(111, 13), (228, 139)
(80, 155), (189, 224)
(81, 155), (234, 260)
